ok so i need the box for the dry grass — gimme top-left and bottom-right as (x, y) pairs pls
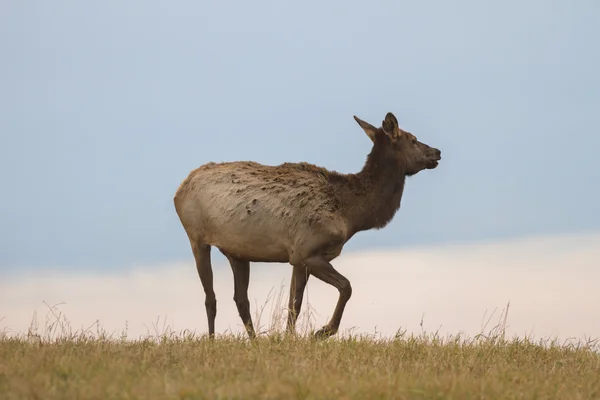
(1, 295), (599, 399)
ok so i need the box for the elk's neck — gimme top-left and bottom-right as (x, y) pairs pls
(342, 143), (406, 235)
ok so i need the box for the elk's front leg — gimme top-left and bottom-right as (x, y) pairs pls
(303, 255), (352, 339)
(286, 264), (309, 333)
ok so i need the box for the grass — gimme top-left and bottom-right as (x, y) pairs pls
(1, 296), (599, 399)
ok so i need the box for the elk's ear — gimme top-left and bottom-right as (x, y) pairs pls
(382, 112), (400, 138)
(353, 115), (378, 142)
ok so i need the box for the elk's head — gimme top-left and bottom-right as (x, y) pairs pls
(354, 112), (441, 176)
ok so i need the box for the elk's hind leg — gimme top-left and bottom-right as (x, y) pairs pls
(223, 253), (256, 339)
(192, 241), (217, 337)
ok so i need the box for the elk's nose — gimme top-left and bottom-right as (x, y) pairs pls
(435, 149), (441, 157)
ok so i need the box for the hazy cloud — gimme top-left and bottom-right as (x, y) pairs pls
(2, 232), (599, 342)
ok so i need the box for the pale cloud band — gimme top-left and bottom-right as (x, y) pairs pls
(2, 232), (599, 342)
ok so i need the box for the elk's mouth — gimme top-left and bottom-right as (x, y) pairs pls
(423, 148), (441, 169)
(427, 155), (441, 169)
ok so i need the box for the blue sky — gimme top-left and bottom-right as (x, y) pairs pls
(1, 0), (599, 272)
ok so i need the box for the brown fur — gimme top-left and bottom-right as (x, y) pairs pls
(174, 112), (441, 339)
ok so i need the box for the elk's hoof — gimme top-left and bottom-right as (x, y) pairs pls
(313, 326), (336, 339)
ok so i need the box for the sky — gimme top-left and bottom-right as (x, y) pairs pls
(1, 0), (599, 272)
(1, 0), (600, 341)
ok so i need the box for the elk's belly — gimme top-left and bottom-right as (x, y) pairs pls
(209, 228), (292, 263)
(202, 208), (296, 263)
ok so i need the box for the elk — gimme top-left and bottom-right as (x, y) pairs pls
(173, 112), (441, 339)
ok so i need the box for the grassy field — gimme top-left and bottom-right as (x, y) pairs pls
(1, 305), (599, 400)
(1, 331), (599, 399)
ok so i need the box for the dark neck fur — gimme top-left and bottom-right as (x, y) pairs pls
(333, 134), (407, 236)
